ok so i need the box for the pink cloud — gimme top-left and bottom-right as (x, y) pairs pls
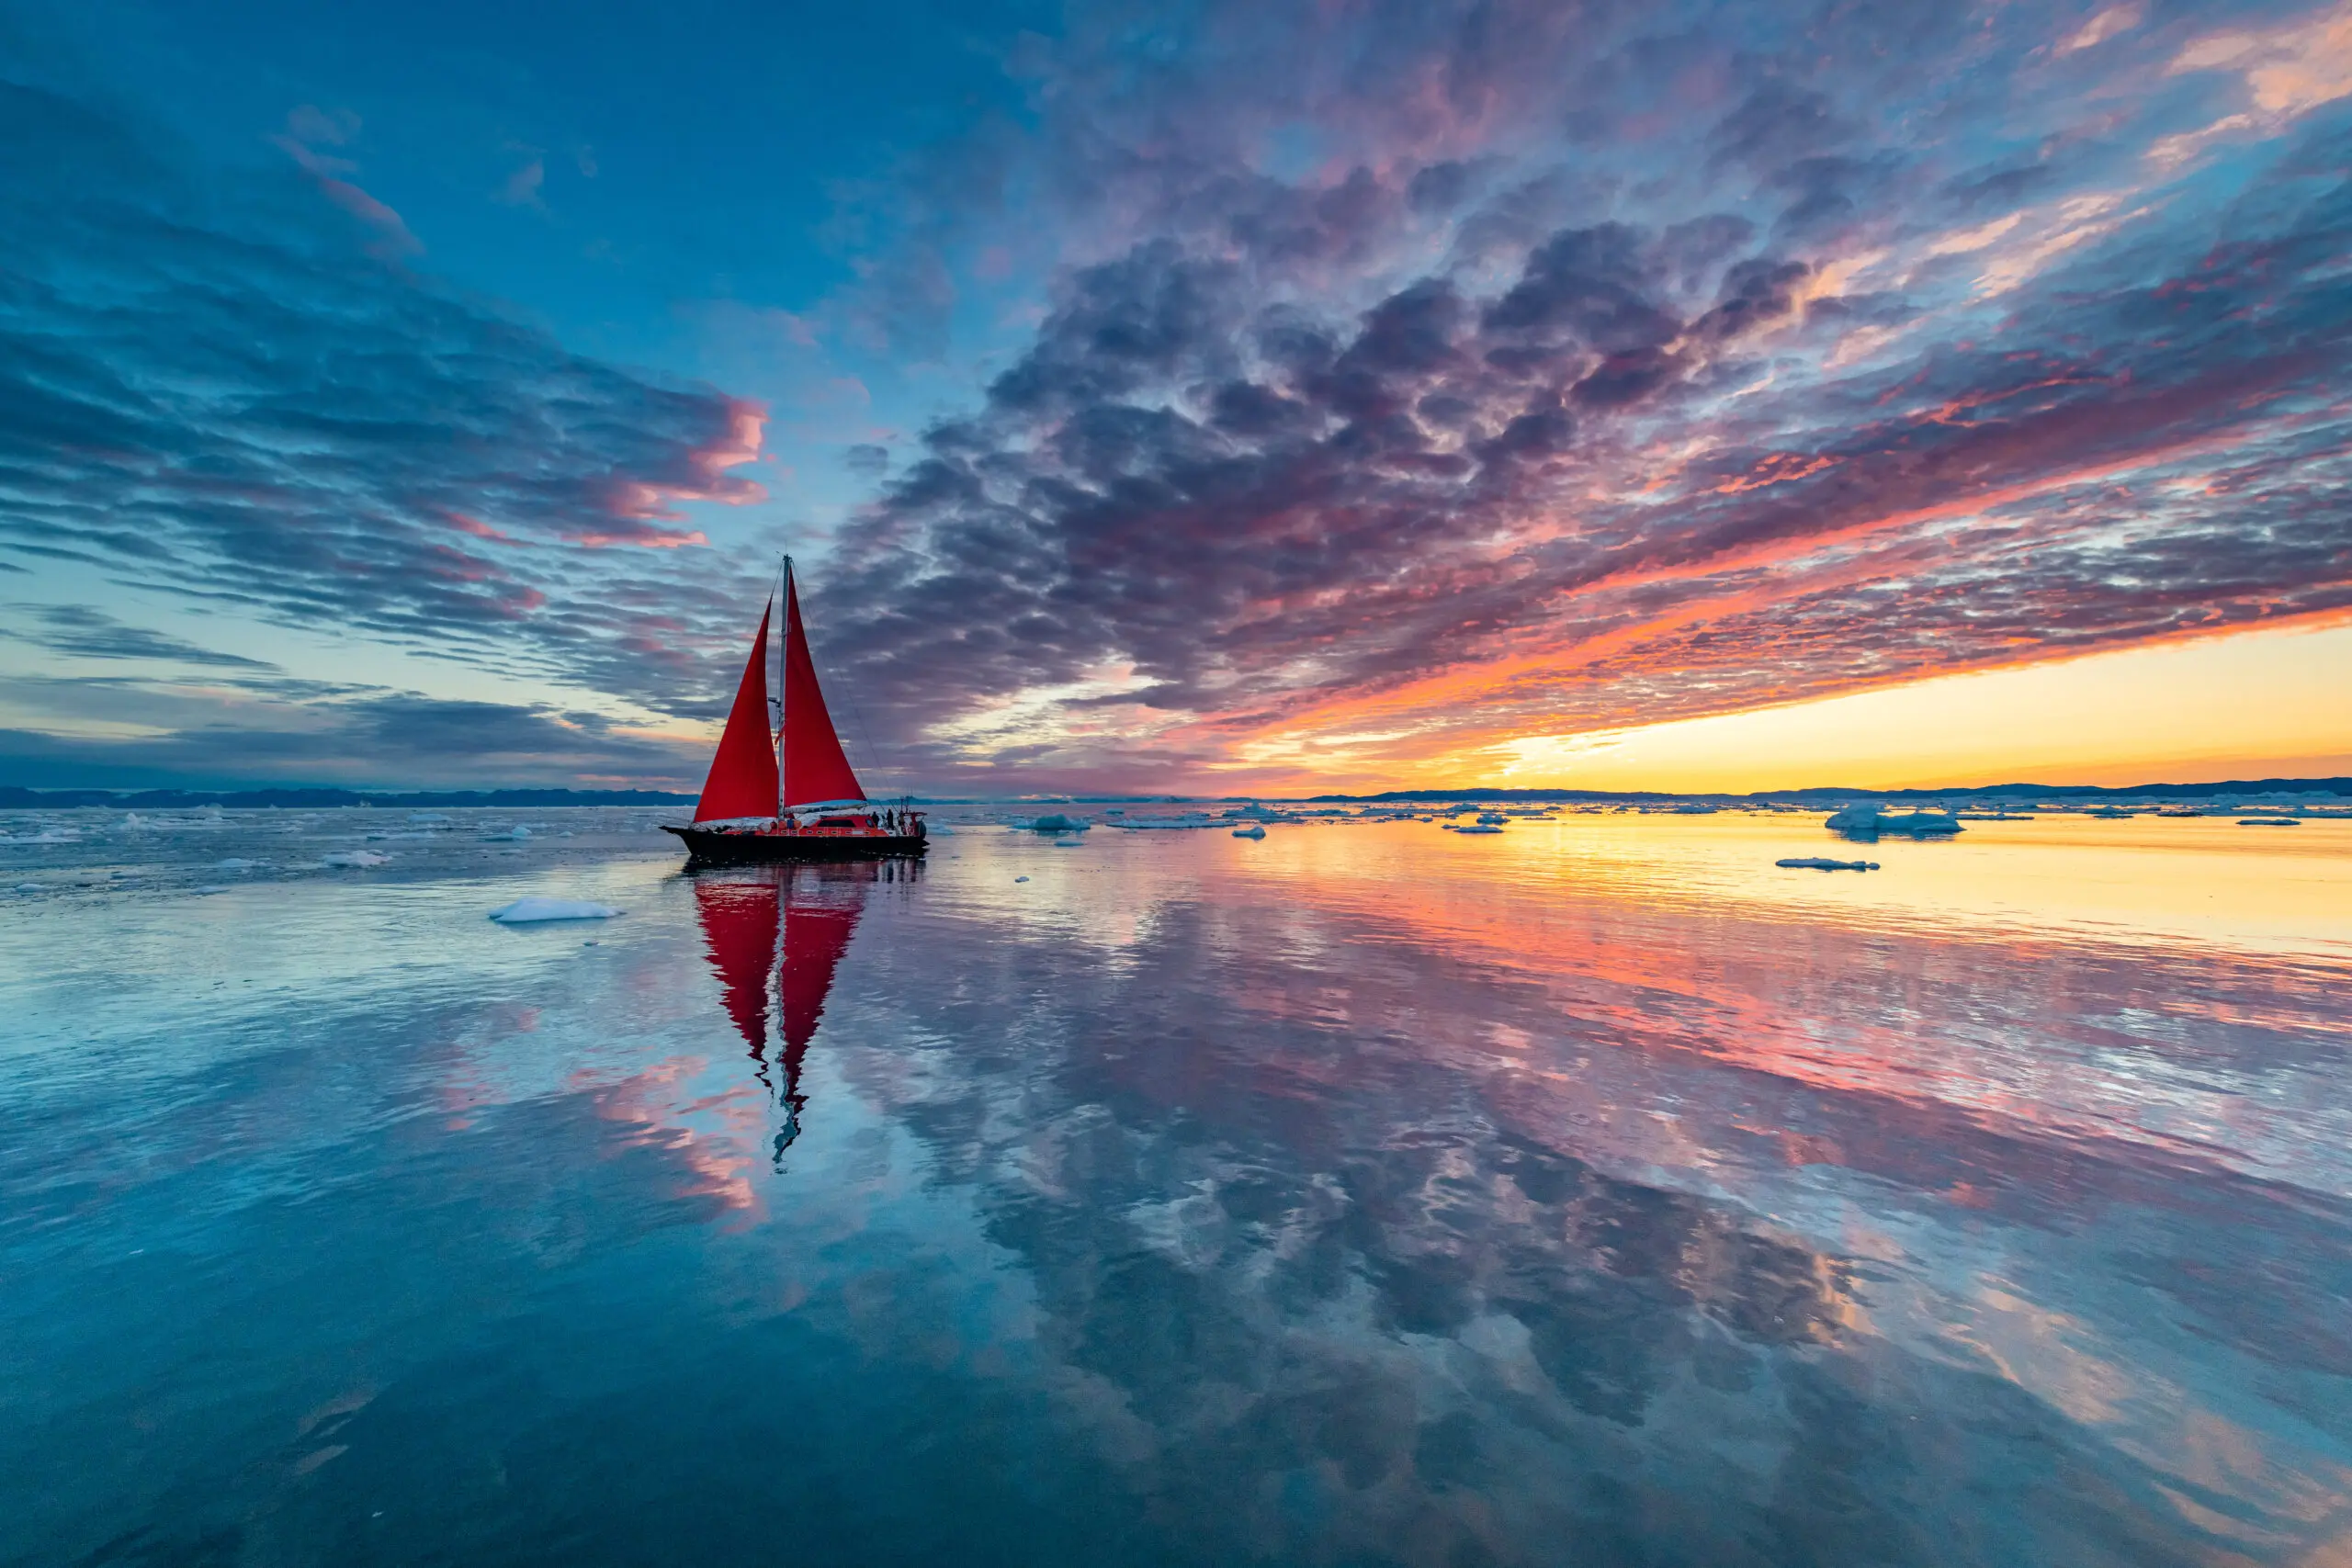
(272, 109), (421, 259)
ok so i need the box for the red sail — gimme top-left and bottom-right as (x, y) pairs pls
(692, 597), (779, 823)
(692, 872), (781, 1061)
(780, 570), (866, 808)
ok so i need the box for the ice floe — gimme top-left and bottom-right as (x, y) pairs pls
(488, 897), (622, 923)
(1825, 804), (1962, 839)
(1777, 857), (1880, 871)
(321, 851), (391, 868)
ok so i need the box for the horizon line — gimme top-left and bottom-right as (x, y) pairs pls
(5, 773), (2349, 806)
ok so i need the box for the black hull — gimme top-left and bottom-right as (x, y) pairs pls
(665, 825), (928, 865)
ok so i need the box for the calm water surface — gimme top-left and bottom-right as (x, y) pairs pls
(4, 807), (2349, 1565)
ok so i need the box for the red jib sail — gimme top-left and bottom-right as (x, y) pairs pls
(691, 596), (779, 823)
(780, 570), (865, 808)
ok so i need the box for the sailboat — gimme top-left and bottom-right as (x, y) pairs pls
(664, 557), (926, 864)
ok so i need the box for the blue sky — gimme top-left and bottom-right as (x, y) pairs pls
(5, 0), (2349, 793)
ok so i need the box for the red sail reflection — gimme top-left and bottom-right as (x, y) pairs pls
(691, 861), (886, 1165)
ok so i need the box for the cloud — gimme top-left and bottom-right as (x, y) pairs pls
(777, 0), (2352, 787)
(270, 105), (422, 257)
(13, 0), (2352, 793)
(496, 141), (548, 209)
(0, 75), (778, 737)
(0, 679), (701, 790)
(2, 604), (278, 670)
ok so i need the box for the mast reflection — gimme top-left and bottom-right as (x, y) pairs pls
(692, 859), (908, 1166)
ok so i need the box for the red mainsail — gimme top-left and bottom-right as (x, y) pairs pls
(780, 570), (865, 808)
(691, 596), (779, 823)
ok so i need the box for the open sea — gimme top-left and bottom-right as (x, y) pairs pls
(4, 805), (2349, 1567)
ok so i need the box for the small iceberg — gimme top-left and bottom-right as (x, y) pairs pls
(1824, 805), (1961, 840)
(2238, 817), (2301, 826)
(1454, 824), (1504, 835)
(489, 897), (622, 923)
(1015, 813), (1089, 833)
(1232, 825), (1266, 839)
(481, 825), (532, 841)
(322, 851), (391, 868)
(1777, 857), (1880, 872)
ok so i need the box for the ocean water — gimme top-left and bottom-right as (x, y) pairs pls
(4, 807), (2349, 1566)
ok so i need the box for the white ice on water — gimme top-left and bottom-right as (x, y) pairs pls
(489, 897), (622, 923)
(322, 851), (391, 868)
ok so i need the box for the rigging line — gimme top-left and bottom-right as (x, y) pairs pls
(797, 555), (892, 799)
(833, 649), (891, 800)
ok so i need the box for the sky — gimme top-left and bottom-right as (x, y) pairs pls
(2, 0), (2348, 796)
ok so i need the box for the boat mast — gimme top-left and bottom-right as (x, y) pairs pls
(775, 553), (790, 821)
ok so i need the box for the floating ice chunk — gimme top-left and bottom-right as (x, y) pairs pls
(215, 858), (261, 871)
(481, 826), (532, 841)
(1776, 857), (1880, 871)
(1823, 804), (1961, 838)
(322, 851), (391, 868)
(1013, 875), (1031, 884)
(1453, 824), (1504, 834)
(194, 884), (232, 894)
(1015, 814), (1089, 833)
(489, 897), (622, 923)
(2238, 817), (2301, 826)
(408, 812), (450, 824)
(13, 882), (42, 893)
(1232, 825), (1266, 839)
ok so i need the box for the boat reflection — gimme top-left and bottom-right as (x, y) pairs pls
(691, 859), (911, 1166)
